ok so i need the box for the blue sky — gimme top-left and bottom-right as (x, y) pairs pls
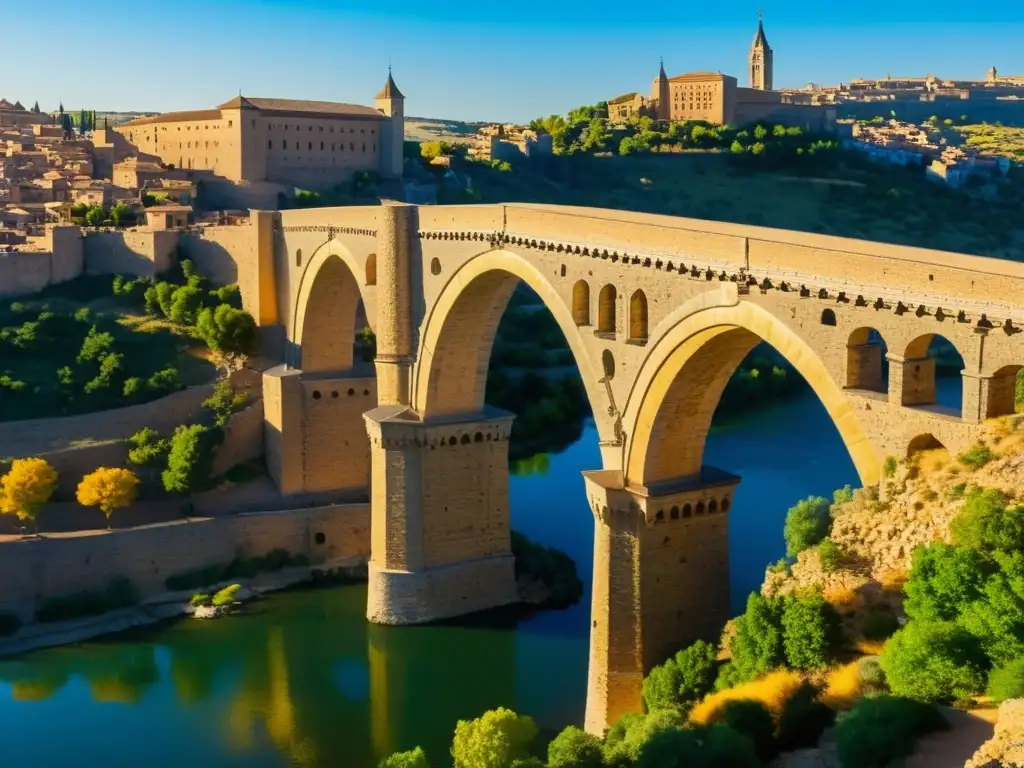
(6, 1), (1022, 122)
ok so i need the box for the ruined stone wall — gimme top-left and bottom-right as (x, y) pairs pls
(83, 229), (179, 277)
(0, 504), (370, 621)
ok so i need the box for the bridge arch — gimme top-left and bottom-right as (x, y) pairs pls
(412, 248), (609, 437)
(292, 239), (374, 373)
(623, 294), (880, 488)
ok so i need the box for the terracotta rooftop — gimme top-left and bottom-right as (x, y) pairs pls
(237, 97), (386, 119)
(121, 109), (223, 126)
(609, 92), (640, 105)
(147, 204), (192, 213)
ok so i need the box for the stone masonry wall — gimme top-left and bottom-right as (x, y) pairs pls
(83, 229), (179, 277)
(0, 503), (370, 621)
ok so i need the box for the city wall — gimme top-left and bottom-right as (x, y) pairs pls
(82, 229), (179, 277)
(180, 223), (262, 311)
(0, 227), (83, 297)
(0, 503), (371, 621)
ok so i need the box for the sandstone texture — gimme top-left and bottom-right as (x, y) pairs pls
(967, 699), (1024, 768)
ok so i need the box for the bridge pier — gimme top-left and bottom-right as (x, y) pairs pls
(262, 365), (376, 497)
(363, 406), (519, 625)
(583, 468), (738, 734)
(887, 353), (937, 407)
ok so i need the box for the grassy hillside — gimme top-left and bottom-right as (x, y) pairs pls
(449, 151), (1024, 259)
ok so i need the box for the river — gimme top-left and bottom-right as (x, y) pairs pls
(0, 379), (961, 768)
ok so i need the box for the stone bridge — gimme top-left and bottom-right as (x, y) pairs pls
(242, 202), (1024, 732)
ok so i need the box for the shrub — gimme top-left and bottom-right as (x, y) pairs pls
(775, 681), (835, 752)
(143, 285), (161, 316)
(510, 531), (583, 608)
(861, 610), (900, 641)
(903, 542), (990, 621)
(882, 456), (898, 477)
(83, 352), (123, 394)
(783, 496), (831, 557)
(147, 366), (180, 392)
(127, 427), (170, 468)
(154, 282), (177, 317)
(818, 538), (842, 572)
(76, 325), (114, 364)
(642, 639), (717, 714)
(721, 593), (785, 685)
(717, 700), (778, 763)
(84, 206), (106, 227)
(162, 424), (217, 494)
(451, 707), (537, 768)
(880, 620), (987, 703)
(822, 661), (865, 710)
(168, 285), (204, 325)
(767, 558), (788, 574)
(700, 723), (761, 768)
(958, 442), (994, 469)
(858, 656), (887, 693)
(209, 284), (242, 309)
(0, 457), (58, 530)
(379, 747), (430, 768)
(950, 488), (1024, 551)
(74, 306), (92, 323)
(987, 657), (1024, 703)
(202, 380), (248, 427)
(546, 726), (603, 768)
(0, 611), (22, 637)
(122, 377), (143, 398)
(195, 303), (257, 356)
(190, 593), (212, 607)
(957, 550), (1024, 666)
(211, 584), (241, 607)
(835, 695), (947, 768)
(781, 590), (841, 670)
(832, 485), (854, 505)
(691, 669), (805, 725)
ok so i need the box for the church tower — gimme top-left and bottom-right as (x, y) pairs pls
(651, 59), (670, 121)
(375, 67), (405, 179)
(749, 12), (773, 91)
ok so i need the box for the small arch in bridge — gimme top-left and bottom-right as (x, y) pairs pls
(821, 309), (837, 327)
(602, 350), (615, 380)
(474, 432), (484, 442)
(670, 506), (680, 520)
(572, 280), (591, 326)
(655, 510), (664, 522)
(902, 334), (964, 415)
(312, 390), (322, 399)
(314, 532), (326, 545)
(461, 434), (471, 444)
(365, 253), (377, 285)
(363, 389), (370, 396)
(818, 288), (828, 299)
(295, 249), (302, 267)
(598, 285), (617, 334)
(709, 499), (718, 513)
(331, 391), (339, 399)
(682, 504), (692, 518)
(629, 290), (648, 342)
(846, 327), (889, 394)
(722, 497), (731, 513)
(485, 433), (492, 441)
(907, 433), (948, 459)
(695, 502), (706, 516)
(985, 365), (1024, 418)
(448, 436), (457, 446)
(430, 257), (442, 276)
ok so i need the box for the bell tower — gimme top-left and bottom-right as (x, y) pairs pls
(375, 66), (405, 179)
(651, 58), (670, 121)
(749, 11), (773, 91)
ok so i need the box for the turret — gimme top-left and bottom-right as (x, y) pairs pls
(749, 12), (774, 91)
(651, 59), (670, 121)
(988, 66), (998, 84)
(375, 67), (405, 179)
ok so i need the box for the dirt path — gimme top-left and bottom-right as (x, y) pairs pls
(906, 707), (998, 768)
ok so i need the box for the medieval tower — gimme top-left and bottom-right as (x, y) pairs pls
(375, 68), (405, 179)
(749, 12), (773, 91)
(651, 59), (670, 120)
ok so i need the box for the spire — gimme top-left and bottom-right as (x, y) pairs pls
(658, 57), (667, 80)
(376, 67), (404, 100)
(753, 10), (769, 48)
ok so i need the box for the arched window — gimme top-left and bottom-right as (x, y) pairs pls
(907, 433), (947, 458)
(821, 308), (837, 326)
(295, 249), (302, 267)
(365, 253), (377, 286)
(598, 285), (617, 334)
(629, 290), (648, 342)
(902, 334), (964, 415)
(846, 327), (888, 394)
(572, 280), (590, 326)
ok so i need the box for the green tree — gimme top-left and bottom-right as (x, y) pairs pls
(718, 701), (778, 764)
(987, 657), (1024, 703)
(162, 424), (217, 495)
(835, 695), (947, 768)
(154, 282), (177, 317)
(546, 726), (603, 768)
(957, 550), (1024, 666)
(379, 747), (430, 768)
(195, 304), (257, 355)
(880, 620), (987, 703)
(730, 140), (745, 154)
(109, 203), (135, 227)
(818, 538), (842, 572)
(127, 428), (170, 468)
(783, 496), (831, 557)
(642, 639), (716, 714)
(903, 542), (990, 622)
(168, 285), (204, 325)
(950, 488), (1024, 551)
(84, 205), (106, 227)
(77, 325), (114, 363)
(781, 590), (841, 670)
(720, 592), (785, 686)
(451, 708), (538, 768)
(753, 125), (768, 141)
(202, 380), (248, 427)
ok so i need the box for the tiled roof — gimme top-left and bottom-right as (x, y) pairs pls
(240, 97), (386, 119)
(121, 109), (223, 126)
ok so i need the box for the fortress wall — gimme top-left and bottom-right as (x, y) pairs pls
(301, 376), (376, 493)
(0, 441), (131, 500)
(211, 399), (266, 477)
(0, 250), (56, 296)
(83, 229), (179, 277)
(47, 226), (85, 283)
(181, 223), (260, 305)
(0, 503), (371, 621)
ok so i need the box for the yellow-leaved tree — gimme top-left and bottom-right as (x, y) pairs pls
(76, 467), (140, 528)
(0, 458), (58, 534)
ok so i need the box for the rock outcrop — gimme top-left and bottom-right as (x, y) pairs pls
(966, 699), (1024, 768)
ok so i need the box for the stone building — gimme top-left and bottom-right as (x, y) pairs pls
(0, 99), (47, 128)
(607, 16), (833, 132)
(115, 71), (405, 189)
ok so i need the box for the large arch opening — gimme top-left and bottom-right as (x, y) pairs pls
(846, 326), (889, 394)
(985, 365), (1024, 418)
(902, 333), (964, 416)
(295, 254), (364, 374)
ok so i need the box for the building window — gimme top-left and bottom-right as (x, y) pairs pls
(228, 120), (232, 127)
(308, 142), (312, 151)
(268, 140), (272, 149)
(283, 140), (287, 149)
(362, 143), (366, 152)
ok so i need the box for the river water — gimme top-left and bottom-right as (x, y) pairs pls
(0, 380), (960, 768)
